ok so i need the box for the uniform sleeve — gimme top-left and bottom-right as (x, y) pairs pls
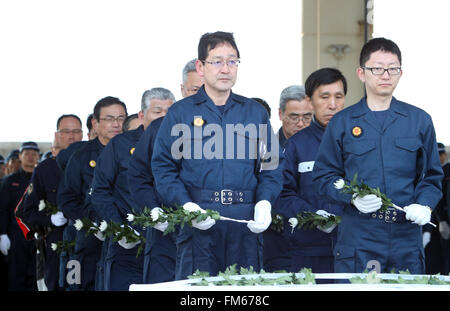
(23, 166), (52, 227)
(312, 117), (353, 205)
(255, 116), (285, 205)
(277, 138), (314, 219)
(151, 110), (192, 206)
(0, 179), (11, 234)
(57, 153), (84, 221)
(128, 120), (163, 213)
(90, 140), (123, 223)
(414, 116), (443, 208)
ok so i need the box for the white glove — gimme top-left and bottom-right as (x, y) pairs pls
(315, 210), (337, 233)
(50, 211), (68, 227)
(183, 202), (216, 230)
(94, 230), (106, 241)
(117, 225), (141, 249)
(0, 234), (11, 256)
(439, 221), (450, 240)
(247, 200), (272, 234)
(352, 194), (382, 213)
(404, 204), (431, 226)
(423, 231), (431, 248)
(151, 207), (169, 233)
(118, 236), (140, 249)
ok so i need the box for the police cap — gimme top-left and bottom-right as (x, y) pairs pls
(19, 141), (40, 153)
(6, 149), (19, 162)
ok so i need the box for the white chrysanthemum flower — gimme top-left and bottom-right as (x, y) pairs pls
(74, 219), (83, 231)
(99, 220), (108, 232)
(288, 217), (298, 229)
(51, 243), (57, 251)
(334, 179), (345, 190)
(38, 200), (46, 211)
(150, 209), (161, 222)
(126, 214), (135, 222)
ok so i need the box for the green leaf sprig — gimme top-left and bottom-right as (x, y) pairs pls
(291, 211), (341, 231)
(335, 173), (393, 212)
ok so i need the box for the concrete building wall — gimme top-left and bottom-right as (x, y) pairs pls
(302, 0), (372, 107)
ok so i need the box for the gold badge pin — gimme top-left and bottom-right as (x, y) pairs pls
(89, 160), (96, 168)
(352, 126), (363, 137)
(130, 147), (135, 155)
(193, 117), (205, 127)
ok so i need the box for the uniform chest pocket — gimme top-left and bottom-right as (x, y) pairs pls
(346, 140), (376, 156)
(395, 137), (422, 152)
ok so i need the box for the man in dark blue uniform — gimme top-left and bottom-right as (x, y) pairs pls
(263, 85), (313, 272)
(22, 114), (83, 291)
(312, 38), (443, 275)
(0, 142), (40, 290)
(128, 65), (203, 284)
(4, 149), (20, 176)
(151, 32), (284, 280)
(279, 68), (347, 275)
(58, 97), (127, 290)
(91, 88), (174, 290)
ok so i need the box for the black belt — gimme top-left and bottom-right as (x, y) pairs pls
(345, 206), (407, 223)
(189, 188), (255, 205)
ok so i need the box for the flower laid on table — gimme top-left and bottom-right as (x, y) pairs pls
(288, 212), (341, 233)
(38, 200), (59, 215)
(334, 172), (393, 212)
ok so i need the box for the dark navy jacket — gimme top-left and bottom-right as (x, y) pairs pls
(151, 86), (284, 211)
(0, 169), (32, 235)
(91, 126), (144, 223)
(278, 117), (343, 256)
(23, 157), (61, 227)
(58, 138), (105, 222)
(312, 96), (443, 210)
(128, 117), (165, 211)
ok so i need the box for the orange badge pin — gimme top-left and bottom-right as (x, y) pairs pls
(352, 126), (363, 137)
(89, 160), (96, 168)
(193, 117), (205, 127)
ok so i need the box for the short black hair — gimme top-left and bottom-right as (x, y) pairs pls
(359, 37), (402, 67)
(86, 113), (94, 132)
(93, 96), (127, 121)
(56, 114), (82, 130)
(305, 67), (347, 98)
(198, 31), (240, 61)
(122, 113), (139, 132)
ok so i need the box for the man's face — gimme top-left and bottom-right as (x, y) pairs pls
(357, 50), (402, 98)
(56, 116), (83, 149)
(95, 104), (127, 144)
(181, 71), (204, 98)
(141, 99), (174, 130)
(197, 43), (238, 96)
(7, 158), (20, 174)
(19, 149), (39, 171)
(308, 80), (346, 127)
(279, 99), (313, 139)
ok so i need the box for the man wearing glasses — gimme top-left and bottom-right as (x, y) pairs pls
(312, 38), (443, 275)
(263, 85), (311, 273)
(277, 85), (313, 149)
(58, 97), (127, 290)
(151, 31), (283, 280)
(22, 114), (83, 291)
(278, 68), (347, 277)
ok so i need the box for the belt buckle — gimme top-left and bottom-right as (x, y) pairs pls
(384, 207), (395, 223)
(221, 189), (233, 205)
